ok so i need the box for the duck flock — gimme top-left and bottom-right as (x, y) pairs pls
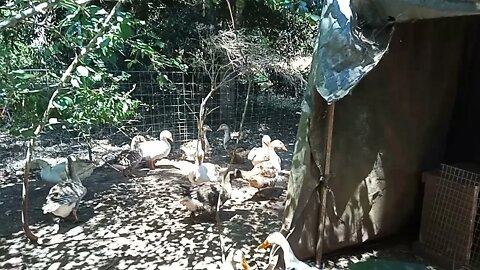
(29, 123), (317, 269)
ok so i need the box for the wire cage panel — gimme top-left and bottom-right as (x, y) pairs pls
(21, 69), (303, 148)
(417, 164), (480, 269)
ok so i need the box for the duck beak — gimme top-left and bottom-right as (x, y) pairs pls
(257, 240), (271, 250)
(217, 127), (222, 131)
(241, 258), (250, 270)
(282, 145), (288, 151)
(169, 137), (174, 142)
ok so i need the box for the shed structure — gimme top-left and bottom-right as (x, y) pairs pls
(280, 0), (480, 268)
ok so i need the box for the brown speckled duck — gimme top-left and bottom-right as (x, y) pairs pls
(217, 123), (250, 163)
(179, 170), (234, 218)
(113, 135), (146, 177)
(42, 155), (87, 222)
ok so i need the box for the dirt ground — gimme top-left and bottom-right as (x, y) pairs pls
(0, 128), (440, 270)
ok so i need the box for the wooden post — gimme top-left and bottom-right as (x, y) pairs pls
(315, 103), (335, 266)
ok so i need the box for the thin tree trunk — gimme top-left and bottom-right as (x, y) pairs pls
(21, 1), (122, 242)
(22, 140), (38, 242)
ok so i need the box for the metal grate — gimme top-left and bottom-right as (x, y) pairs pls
(418, 164), (480, 269)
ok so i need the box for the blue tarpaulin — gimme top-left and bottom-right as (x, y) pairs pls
(310, 0), (393, 103)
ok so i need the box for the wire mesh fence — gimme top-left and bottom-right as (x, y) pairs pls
(18, 68), (304, 151)
(418, 164), (480, 269)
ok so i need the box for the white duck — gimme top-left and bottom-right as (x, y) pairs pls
(258, 232), (316, 270)
(266, 139), (288, 171)
(42, 155), (87, 222)
(31, 157), (95, 184)
(247, 135), (272, 166)
(136, 130), (173, 169)
(180, 125), (212, 161)
(222, 248), (250, 270)
(188, 148), (222, 185)
(240, 141), (286, 189)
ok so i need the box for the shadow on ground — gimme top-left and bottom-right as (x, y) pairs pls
(0, 160), (286, 270)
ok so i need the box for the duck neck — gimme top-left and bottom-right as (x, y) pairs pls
(202, 132), (209, 147)
(161, 137), (171, 146)
(275, 236), (299, 265)
(67, 160), (81, 183)
(223, 128), (231, 146)
(222, 176), (232, 196)
(196, 156), (203, 166)
(130, 140), (137, 150)
(268, 147), (279, 159)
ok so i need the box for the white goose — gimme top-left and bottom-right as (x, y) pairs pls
(42, 155), (87, 222)
(136, 130), (173, 169)
(247, 135), (272, 166)
(188, 148), (222, 185)
(31, 157), (95, 184)
(222, 248), (250, 270)
(258, 232), (316, 270)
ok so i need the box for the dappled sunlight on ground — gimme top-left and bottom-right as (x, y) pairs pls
(0, 161), (287, 269)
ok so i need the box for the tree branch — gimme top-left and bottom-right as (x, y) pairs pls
(0, 0), (92, 31)
(224, 0), (235, 29)
(21, 0), (123, 242)
(0, 0), (60, 31)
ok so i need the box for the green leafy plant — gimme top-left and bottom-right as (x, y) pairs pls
(0, 1), (177, 139)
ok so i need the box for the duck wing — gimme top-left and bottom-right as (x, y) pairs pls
(40, 162), (68, 184)
(248, 147), (270, 166)
(72, 159), (96, 181)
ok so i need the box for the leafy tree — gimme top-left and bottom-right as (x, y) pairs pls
(0, 0), (179, 140)
(0, 0), (178, 242)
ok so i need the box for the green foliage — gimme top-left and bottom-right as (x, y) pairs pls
(264, 0), (321, 24)
(53, 70), (139, 133)
(0, 0), (174, 138)
(0, 0), (313, 139)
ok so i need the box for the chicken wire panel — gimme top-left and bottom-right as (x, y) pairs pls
(418, 164), (480, 269)
(17, 69), (302, 147)
(119, 70), (283, 144)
